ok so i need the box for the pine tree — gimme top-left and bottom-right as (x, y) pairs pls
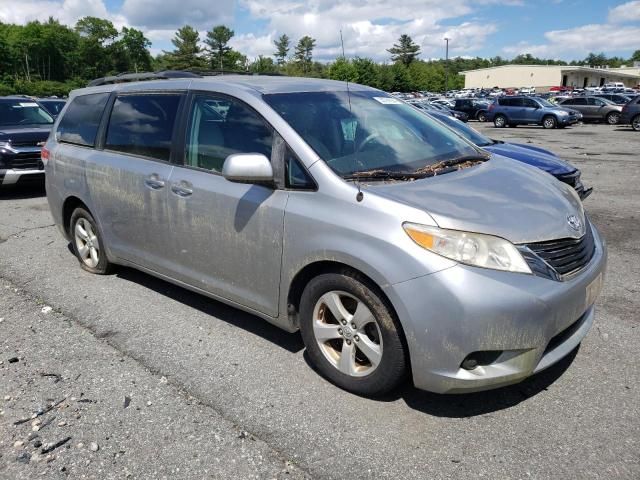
(387, 34), (421, 66)
(205, 25), (234, 70)
(294, 36), (316, 73)
(163, 25), (206, 70)
(273, 34), (290, 66)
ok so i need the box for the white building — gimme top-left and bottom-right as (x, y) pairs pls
(460, 64), (640, 91)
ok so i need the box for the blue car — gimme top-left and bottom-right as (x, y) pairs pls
(426, 110), (592, 200)
(486, 95), (581, 129)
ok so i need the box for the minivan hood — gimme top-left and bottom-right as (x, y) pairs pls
(366, 155), (585, 244)
(483, 142), (575, 175)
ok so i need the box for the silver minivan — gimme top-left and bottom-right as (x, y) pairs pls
(45, 76), (606, 396)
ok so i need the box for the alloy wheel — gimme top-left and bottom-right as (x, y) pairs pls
(74, 218), (100, 268)
(607, 112), (620, 125)
(633, 115), (640, 131)
(312, 291), (383, 377)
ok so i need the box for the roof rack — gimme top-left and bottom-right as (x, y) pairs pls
(88, 69), (284, 86)
(87, 70), (202, 87)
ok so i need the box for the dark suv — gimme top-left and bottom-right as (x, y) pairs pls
(620, 95), (640, 131)
(0, 97), (53, 187)
(486, 96), (580, 129)
(453, 98), (490, 121)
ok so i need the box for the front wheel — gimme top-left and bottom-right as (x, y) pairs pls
(606, 112), (620, 125)
(494, 115), (507, 128)
(632, 115), (640, 131)
(70, 207), (113, 274)
(476, 111), (487, 122)
(299, 271), (408, 396)
(542, 116), (557, 129)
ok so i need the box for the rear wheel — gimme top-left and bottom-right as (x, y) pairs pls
(542, 115), (557, 129)
(606, 112), (620, 125)
(476, 111), (487, 122)
(494, 115), (507, 128)
(632, 115), (640, 131)
(70, 207), (113, 274)
(299, 271), (408, 396)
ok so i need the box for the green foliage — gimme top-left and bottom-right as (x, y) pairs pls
(0, 15), (637, 97)
(205, 25), (236, 70)
(273, 34), (290, 66)
(387, 35), (421, 66)
(163, 25), (207, 70)
(294, 36), (316, 73)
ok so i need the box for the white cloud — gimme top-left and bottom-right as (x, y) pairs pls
(0, 0), (114, 26)
(503, 22), (640, 58)
(121, 0), (235, 30)
(608, 1), (640, 23)
(238, 0), (503, 61)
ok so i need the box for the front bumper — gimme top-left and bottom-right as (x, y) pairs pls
(384, 223), (607, 394)
(0, 168), (45, 186)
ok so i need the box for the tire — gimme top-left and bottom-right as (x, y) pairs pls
(606, 112), (620, 125)
(632, 115), (640, 131)
(70, 207), (113, 274)
(476, 111), (487, 122)
(299, 270), (408, 396)
(542, 115), (557, 129)
(494, 114), (507, 128)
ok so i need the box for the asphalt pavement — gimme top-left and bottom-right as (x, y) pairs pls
(1, 122), (638, 479)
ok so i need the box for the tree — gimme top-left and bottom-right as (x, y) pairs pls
(250, 55), (276, 73)
(632, 50), (640, 63)
(352, 57), (378, 86)
(163, 25), (206, 70)
(74, 16), (118, 78)
(273, 34), (290, 66)
(328, 57), (357, 82)
(387, 34), (421, 66)
(294, 35), (316, 73)
(205, 25), (234, 70)
(119, 27), (152, 72)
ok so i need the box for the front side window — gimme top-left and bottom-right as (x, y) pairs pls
(185, 95), (273, 172)
(105, 94), (182, 161)
(57, 93), (109, 147)
(264, 91), (479, 177)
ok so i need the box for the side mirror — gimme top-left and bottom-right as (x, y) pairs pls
(222, 153), (274, 184)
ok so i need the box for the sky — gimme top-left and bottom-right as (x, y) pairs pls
(0, 0), (639, 62)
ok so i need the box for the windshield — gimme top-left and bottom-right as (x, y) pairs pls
(427, 113), (493, 147)
(263, 91), (479, 176)
(0, 100), (54, 126)
(535, 98), (557, 108)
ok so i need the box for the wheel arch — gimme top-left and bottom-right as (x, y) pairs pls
(62, 196), (90, 238)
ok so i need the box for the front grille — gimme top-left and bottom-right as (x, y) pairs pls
(524, 222), (595, 278)
(9, 151), (42, 170)
(9, 140), (40, 148)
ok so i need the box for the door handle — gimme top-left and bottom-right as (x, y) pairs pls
(171, 182), (193, 197)
(144, 175), (165, 190)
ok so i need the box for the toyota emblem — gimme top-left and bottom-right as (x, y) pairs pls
(567, 214), (582, 232)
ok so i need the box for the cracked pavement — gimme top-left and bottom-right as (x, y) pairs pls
(1, 122), (639, 479)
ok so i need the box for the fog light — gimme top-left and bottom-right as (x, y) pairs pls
(461, 351), (503, 370)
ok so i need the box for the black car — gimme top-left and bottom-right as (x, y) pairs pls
(620, 96), (640, 131)
(453, 98), (490, 121)
(38, 98), (67, 118)
(0, 97), (53, 187)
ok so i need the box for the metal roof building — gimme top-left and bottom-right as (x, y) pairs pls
(460, 64), (640, 91)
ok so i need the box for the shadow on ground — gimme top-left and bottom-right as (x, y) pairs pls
(0, 184), (46, 200)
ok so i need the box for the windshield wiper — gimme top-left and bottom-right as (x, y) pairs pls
(412, 155), (488, 177)
(343, 169), (419, 181)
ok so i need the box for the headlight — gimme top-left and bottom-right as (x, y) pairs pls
(403, 223), (532, 274)
(557, 110), (568, 116)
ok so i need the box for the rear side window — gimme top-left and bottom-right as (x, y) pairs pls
(499, 98), (516, 107)
(105, 94), (182, 161)
(57, 93), (109, 147)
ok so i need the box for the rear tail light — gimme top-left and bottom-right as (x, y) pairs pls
(41, 146), (50, 166)
(488, 103), (494, 111)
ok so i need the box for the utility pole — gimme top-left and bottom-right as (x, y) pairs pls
(444, 37), (450, 94)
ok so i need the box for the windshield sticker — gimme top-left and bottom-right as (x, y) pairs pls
(18, 102), (39, 107)
(373, 97), (403, 105)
